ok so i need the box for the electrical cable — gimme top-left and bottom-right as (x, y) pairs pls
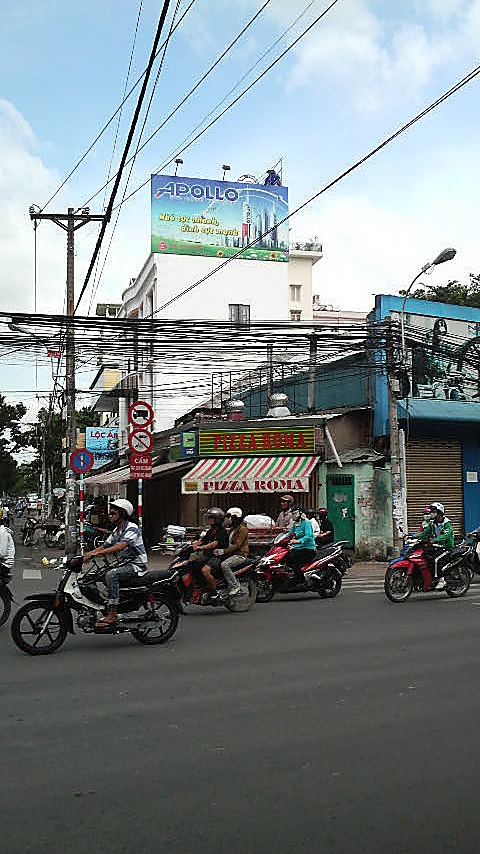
(81, 0), (276, 210)
(74, 0), (174, 315)
(40, 0), (198, 213)
(86, 0), (342, 212)
(86, 0), (182, 316)
(153, 60), (480, 314)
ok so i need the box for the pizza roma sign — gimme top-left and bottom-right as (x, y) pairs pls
(199, 427), (317, 457)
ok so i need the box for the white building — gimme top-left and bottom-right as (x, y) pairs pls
(114, 242), (322, 435)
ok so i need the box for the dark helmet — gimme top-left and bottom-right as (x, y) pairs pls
(318, 508), (328, 517)
(206, 507), (225, 524)
(306, 509), (317, 519)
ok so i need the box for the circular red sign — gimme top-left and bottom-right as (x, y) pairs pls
(129, 428), (154, 455)
(128, 400), (154, 428)
(70, 450), (95, 474)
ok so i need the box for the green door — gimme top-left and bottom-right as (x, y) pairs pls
(326, 475), (355, 548)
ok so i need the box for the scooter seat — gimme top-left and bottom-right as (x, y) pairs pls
(118, 569), (176, 588)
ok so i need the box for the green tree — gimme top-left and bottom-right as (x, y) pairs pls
(22, 406), (98, 490)
(400, 272), (480, 308)
(0, 395), (27, 494)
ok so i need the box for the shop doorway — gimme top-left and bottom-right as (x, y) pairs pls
(327, 474), (355, 547)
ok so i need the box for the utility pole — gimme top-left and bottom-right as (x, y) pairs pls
(386, 321), (405, 555)
(307, 333), (318, 414)
(29, 206), (105, 552)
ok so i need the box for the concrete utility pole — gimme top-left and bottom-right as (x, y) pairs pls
(29, 207), (105, 552)
(386, 321), (405, 555)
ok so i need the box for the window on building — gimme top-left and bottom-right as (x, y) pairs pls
(229, 304), (250, 326)
(290, 309), (302, 322)
(290, 284), (302, 303)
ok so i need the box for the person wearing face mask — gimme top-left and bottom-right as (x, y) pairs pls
(416, 501), (454, 589)
(285, 505), (316, 584)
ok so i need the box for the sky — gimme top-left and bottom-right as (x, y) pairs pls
(1, 0), (480, 407)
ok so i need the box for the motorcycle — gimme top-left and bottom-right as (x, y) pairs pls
(255, 532), (347, 602)
(384, 538), (472, 603)
(21, 517), (43, 546)
(168, 545), (257, 612)
(11, 554), (181, 655)
(0, 562), (13, 628)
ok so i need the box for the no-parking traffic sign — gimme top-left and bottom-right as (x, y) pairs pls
(70, 450), (94, 474)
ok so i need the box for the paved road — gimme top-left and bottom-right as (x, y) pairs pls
(2, 536), (480, 853)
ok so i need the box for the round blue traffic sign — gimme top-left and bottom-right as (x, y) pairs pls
(70, 450), (94, 474)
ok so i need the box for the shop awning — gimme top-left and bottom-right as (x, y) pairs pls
(84, 465), (131, 486)
(181, 456), (319, 494)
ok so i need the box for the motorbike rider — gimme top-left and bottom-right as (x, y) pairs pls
(0, 510), (15, 571)
(190, 508), (229, 603)
(213, 507), (249, 597)
(82, 499), (148, 627)
(285, 505), (316, 583)
(416, 501), (454, 588)
(306, 510), (320, 538)
(276, 495), (294, 529)
(317, 508), (334, 545)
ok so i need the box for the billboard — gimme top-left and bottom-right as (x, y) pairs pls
(86, 427), (119, 470)
(399, 311), (480, 401)
(151, 174), (289, 262)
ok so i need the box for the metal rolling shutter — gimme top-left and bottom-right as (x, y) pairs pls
(406, 439), (464, 534)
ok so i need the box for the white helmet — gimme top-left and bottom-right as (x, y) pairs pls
(226, 507), (243, 518)
(430, 502), (445, 515)
(110, 499), (134, 518)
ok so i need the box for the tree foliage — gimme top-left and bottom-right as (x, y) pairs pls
(0, 394), (27, 494)
(400, 272), (480, 308)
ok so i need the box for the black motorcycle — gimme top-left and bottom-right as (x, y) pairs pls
(11, 554), (182, 655)
(0, 563), (13, 628)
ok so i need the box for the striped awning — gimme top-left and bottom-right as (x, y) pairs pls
(181, 456), (319, 494)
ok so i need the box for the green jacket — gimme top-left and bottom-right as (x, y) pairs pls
(417, 518), (454, 550)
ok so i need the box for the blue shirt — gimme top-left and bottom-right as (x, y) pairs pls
(105, 520), (148, 574)
(290, 519), (316, 551)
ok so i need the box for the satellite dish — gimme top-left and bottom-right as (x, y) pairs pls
(237, 174), (259, 184)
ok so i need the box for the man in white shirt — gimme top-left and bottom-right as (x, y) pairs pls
(0, 512), (15, 570)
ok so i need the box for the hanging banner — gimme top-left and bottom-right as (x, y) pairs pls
(151, 174), (289, 262)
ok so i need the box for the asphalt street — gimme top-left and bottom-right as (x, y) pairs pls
(2, 529), (480, 853)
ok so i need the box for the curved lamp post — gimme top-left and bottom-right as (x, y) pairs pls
(400, 247), (456, 360)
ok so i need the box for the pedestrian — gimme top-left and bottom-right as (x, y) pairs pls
(276, 494), (294, 529)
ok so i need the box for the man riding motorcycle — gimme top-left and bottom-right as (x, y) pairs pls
(82, 498), (148, 627)
(190, 509), (229, 604)
(415, 501), (454, 590)
(285, 506), (316, 583)
(213, 507), (249, 597)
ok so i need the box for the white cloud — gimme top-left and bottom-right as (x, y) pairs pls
(290, 190), (479, 312)
(0, 100), (65, 315)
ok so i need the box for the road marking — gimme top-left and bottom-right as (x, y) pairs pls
(22, 569), (42, 580)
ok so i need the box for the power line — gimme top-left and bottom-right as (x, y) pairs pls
(40, 0), (198, 213)
(74, 0), (174, 314)
(154, 60), (480, 314)
(81, 0), (276, 210)
(107, 0), (343, 214)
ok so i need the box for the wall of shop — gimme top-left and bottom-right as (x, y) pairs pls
(317, 461), (392, 558)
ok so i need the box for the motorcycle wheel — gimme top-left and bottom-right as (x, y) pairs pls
(255, 578), (275, 603)
(44, 532), (56, 548)
(130, 596), (179, 645)
(384, 567), (413, 603)
(0, 589), (11, 628)
(22, 533), (33, 547)
(11, 602), (68, 655)
(317, 568), (342, 598)
(57, 533), (65, 549)
(224, 578), (257, 612)
(445, 564), (471, 598)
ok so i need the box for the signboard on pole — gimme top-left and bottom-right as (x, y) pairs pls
(129, 428), (154, 455)
(130, 455), (152, 479)
(128, 401), (154, 428)
(151, 174), (289, 262)
(69, 450), (94, 474)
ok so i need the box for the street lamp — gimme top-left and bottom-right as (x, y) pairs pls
(400, 247), (456, 360)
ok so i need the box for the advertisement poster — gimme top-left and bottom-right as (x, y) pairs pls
(86, 427), (119, 470)
(151, 174), (289, 262)
(399, 312), (480, 401)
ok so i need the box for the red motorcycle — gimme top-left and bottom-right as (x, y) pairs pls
(255, 532), (347, 602)
(384, 539), (471, 603)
